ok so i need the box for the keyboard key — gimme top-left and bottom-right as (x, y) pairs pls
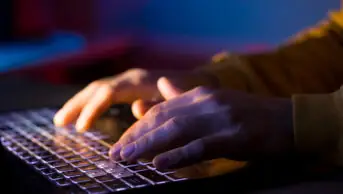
(89, 156), (105, 163)
(80, 165), (98, 172)
(95, 175), (115, 183)
(94, 160), (117, 169)
(78, 181), (101, 189)
(81, 151), (98, 159)
(31, 147), (46, 154)
(26, 157), (40, 164)
(32, 121), (48, 128)
(65, 156), (83, 162)
(119, 161), (138, 167)
(60, 151), (75, 158)
(49, 172), (64, 180)
(42, 155), (60, 163)
(72, 160), (91, 167)
(19, 152), (31, 159)
(55, 178), (71, 187)
(74, 147), (91, 154)
(14, 148), (26, 156)
(86, 169), (107, 178)
(122, 175), (149, 187)
(85, 141), (103, 148)
(71, 175), (93, 183)
(34, 162), (48, 170)
(20, 140), (34, 147)
(111, 170), (133, 178)
(56, 165), (75, 172)
(156, 168), (175, 174)
(63, 170), (84, 178)
(127, 165), (148, 172)
(104, 180), (129, 191)
(95, 146), (109, 153)
(41, 168), (56, 175)
(147, 164), (156, 169)
(167, 172), (188, 181)
(138, 170), (169, 184)
(51, 146), (68, 154)
(37, 150), (53, 157)
(86, 186), (109, 194)
(103, 165), (125, 174)
(49, 160), (68, 168)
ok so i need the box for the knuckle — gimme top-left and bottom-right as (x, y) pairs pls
(99, 84), (114, 96)
(139, 135), (154, 149)
(89, 80), (101, 87)
(148, 104), (163, 117)
(168, 117), (184, 129)
(121, 134), (135, 145)
(127, 68), (146, 76)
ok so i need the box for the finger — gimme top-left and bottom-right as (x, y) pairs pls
(113, 98), (196, 156)
(110, 87), (214, 159)
(119, 116), (195, 161)
(75, 85), (114, 132)
(54, 84), (97, 127)
(116, 95), (194, 145)
(121, 91), (216, 145)
(131, 99), (161, 119)
(157, 77), (184, 100)
(112, 110), (219, 161)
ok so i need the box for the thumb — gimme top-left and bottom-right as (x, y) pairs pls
(157, 77), (184, 100)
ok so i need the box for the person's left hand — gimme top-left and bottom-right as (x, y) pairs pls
(109, 77), (294, 170)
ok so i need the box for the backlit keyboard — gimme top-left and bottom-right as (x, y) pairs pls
(0, 108), (188, 193)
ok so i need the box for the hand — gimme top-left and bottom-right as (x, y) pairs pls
(53, 68), (215, 132)
(109, 78), (294, 170)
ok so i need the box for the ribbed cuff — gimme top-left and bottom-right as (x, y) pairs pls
(293, 92), (342, 157)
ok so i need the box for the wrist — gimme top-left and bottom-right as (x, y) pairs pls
(274, 98), (295, 155)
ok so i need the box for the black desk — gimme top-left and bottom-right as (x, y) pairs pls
(1, 76), (343, 194)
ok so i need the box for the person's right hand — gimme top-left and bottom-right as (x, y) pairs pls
(53, 68), (215, 133)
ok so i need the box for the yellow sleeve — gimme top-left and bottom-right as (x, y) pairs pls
(197, 10), (343, 97)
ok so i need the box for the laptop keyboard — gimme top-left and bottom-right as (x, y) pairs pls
(0, 108), (188, 193)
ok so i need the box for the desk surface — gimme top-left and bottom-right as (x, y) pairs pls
(1, 76), (343, 194)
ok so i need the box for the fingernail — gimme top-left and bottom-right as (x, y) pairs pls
(53, 114), (63, 126)
(75, 121), (86, 133)
(110, 143), (122, 160)
(121, 144), (135, 159)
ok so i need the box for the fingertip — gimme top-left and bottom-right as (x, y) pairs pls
(110, 143), (122, 161)
(75, 120), (89, 133)
(120, 143), (136, 161)
(157, 77), (182, 100)
(132, 100), (145, 119)
(157, 77), (169, 89)
(153, 155), (171, 170)
(53, 111), (66, 127)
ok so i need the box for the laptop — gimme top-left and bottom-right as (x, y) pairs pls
(0, 77), (251, 194)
